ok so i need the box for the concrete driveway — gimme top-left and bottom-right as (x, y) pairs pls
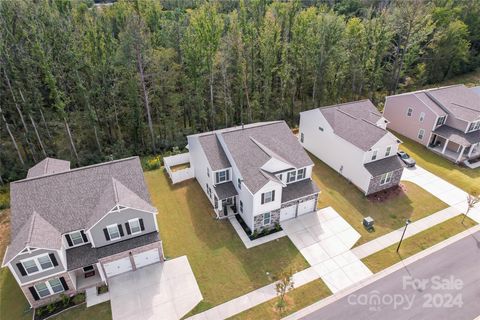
(109, 256), (202, 320)
(281, 207), (372, 293)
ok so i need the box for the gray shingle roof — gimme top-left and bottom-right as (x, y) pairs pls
(6, 157), (154, 264)
(319, 100), (392, 151)
(425, 85), (480, 122)
(433, 125), (480, 146)
(198, 134), (231, 171)
(66, 232), (160, 270)
(281, 179), (320, 203)
(214, 182), (237, 200)
(27, 158), (70, 178)
(364, 156), (404, 177)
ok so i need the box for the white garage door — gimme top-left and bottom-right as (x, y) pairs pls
(280, 204), (297, 221)
(297, 199), (316, 216)
(103, 257), (132, 278)
(133, 249), (160, 269)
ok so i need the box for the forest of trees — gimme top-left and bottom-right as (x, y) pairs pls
(1, 0), (479, 182)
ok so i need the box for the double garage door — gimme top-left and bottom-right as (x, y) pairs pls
(280, 198), (317, 222)
(103, 249), (161, 278)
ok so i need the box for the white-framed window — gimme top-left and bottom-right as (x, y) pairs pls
(38, 255), (53, 270)
(48, 278), (64, 294)
(385, 146), (392, 157)
(297, 168), (306, 180)
(35, 278), (64, 298)
(380, 172), (393, 185)
(22, 259), (39, 274)
(418, 129), (425, 140)
(371, 150), (378, 161)
(107, 224), (121, 240)
(287, 171), (296, 183)
(300, 132), (304, 143)
(419, 112), (425, 122)
(240, 200), (243, 213)
(262, 190), (275, 204)
(21, 254), (55, 275)
(263, 212), (271, 226)
(35, 282), (51, 298)
(69, 231), (84, 246)
(128, 218), (141, 235)
(206, 183), (212, 198)
(406, 107), (413, 117)
(468, 121), (480, 132)
(238, 178), (242, 189)
(216, 170), (229, 184)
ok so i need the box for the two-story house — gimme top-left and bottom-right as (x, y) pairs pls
(187, 121), (320, 234)
(299, 100), (404, 196)
(384, 84), (480, 165)
(1, 157), (163, 308)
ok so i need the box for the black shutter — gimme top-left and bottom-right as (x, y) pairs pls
(118, 224), (124, 237)
(261, 193), (265, 204)
(59, 277), (69, 291)
(16, 263), (27, 276)
(215, 172), (219, 183)
(272, 190), (275, 201)
(80, 230), (88, 242)
(103, 228), (110, 241)
(226, 170), (230, 180)
(49, 253), (58, 267)
(125, 223), (131, 235)
(65, 234), (73, 247)
(139, 219), (145, 231)
(29, 287), (40, 301)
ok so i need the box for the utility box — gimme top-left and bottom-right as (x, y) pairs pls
(363, 216), (375, 230)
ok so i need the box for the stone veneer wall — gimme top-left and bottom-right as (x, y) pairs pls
(366, 168), (403, 195)
(21, 272), (76, 309)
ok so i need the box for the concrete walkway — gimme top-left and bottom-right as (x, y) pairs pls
(228, 216), (286, 249)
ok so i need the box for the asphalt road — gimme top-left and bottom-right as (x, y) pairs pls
(301, 231), (480, 320)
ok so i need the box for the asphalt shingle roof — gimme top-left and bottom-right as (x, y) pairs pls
(27, 158), (70, 178)
(364, 156), (404, 177)
(281, 180), (320, 203)
(433, 125), (480, 146)
(425, 85), (480, 122)
(214, 182), (237, 200)
(198, 134), (231, 171)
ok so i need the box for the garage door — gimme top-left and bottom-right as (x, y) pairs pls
(133, 249), (160, 269)
(103, 257), (132, 278)
(280, 204), (297, 221)
(297, 199), (316, 216)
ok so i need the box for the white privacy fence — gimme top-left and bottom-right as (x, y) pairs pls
(164, 153), (194, 184)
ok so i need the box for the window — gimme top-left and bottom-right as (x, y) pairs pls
(49, 278), (64, 294)
(263, 212), (271, 226)
(436, 116), (446, 126)
(38, 255), (53, 270)
(128, 219), (141, 234)
(238, 178), (242, 189)
(277, 173), (283, 181)
(469, 121), (480, 132)
(240, 201), (243, 213)
(297, 168), (306, 180)
(107, 224), (121, 240)
(206, 184), (212, 198)
(262, 190), (275, 204)
(35, 278), (65, 298)
(22, 259), (39, 274)
(69, 231), (84, 246)
(419, 112), (425, 122)
(318, 126), (324, 132)
(406, 108), (413, 117)
(371, 150), (378, 161)
(380, 172), (393, 185)
(35, 283), (51, 298)
(418, 129), (425, 140)
(216, 170), (229, 184)
(207, 167), (210, 177)
(287, 171), (296, 183)
(300, 133), (304, 143)
(385, 146), (392, 157)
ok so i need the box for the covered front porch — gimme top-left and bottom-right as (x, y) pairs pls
(213, 181), (238, 218)
(429, 132), (480, 164)
(69, 263), (105, 291)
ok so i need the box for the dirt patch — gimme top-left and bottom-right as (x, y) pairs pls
(170, 163), (190, 172)
(367, 184), (407, 202)
(0, 209), (11, 259)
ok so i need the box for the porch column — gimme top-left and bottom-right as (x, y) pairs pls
(442, 138), (449, 154)
(457, 145), (466, 163)
(468, 143), (475, 157)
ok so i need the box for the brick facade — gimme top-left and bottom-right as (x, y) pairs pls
(366, 168), (403, 195)
(21, 272), (76, 309)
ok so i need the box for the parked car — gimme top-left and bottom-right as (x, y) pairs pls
(397, 151), (416, 167)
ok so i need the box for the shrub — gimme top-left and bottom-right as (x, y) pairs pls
(141, 155), (162, 171)
(46, 303), (56, 314)
(72, 293), (85, 305)
(60, 293), (70, 307)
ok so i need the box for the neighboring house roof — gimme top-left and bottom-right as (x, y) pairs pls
(433, 125), (480, 146)
(27, 158), (70, 178)
(281, 180), (320, 203)
(192, 121), (313, 193)
(319, 100), (394, 151)
(5, 156), (154, 265)
(66, 232), (160, 270)
(364, 156), (404, 177)
(214, 182), (237, 200)
(414, 92), (447, 116)
(425, 85), (480, 122)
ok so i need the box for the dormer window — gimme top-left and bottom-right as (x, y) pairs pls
(70, 232), (83, 246)
(287, 171), (296, 183)
(215, 170), (229, 184)
(297, 168), (306, 180)
(65, 230), (88, 247)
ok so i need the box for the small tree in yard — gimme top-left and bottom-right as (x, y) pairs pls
(275, 270), (295, 314)
(462, 190), (480, 224)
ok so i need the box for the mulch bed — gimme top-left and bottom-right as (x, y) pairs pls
(367, 184), (407, 202)
(235, 214), (282, 240)
(34, 294), (85, 320)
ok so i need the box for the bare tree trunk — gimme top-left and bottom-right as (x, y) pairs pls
(209, 68), (215, 130)
(39, 108), (52, 139)
(0, 106), (24, 165)
(29, 113), (47, 158)
(93, 125), (102, 153)
(113, 101), (123, 142)
(135, 44), (156, 153)
(64, 117), (79, 164)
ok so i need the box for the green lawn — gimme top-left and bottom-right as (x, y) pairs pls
(362, 215), (477, 273)
(145, 169), (309, 314)
(309, 155), (449, 245)
(228, 279), (331, 320)
(0, 268), (32, 320)
(52, 302), (111, 320)
(396, 132), (480, 193)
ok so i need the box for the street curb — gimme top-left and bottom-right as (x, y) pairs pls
(283, 223), (480, 320)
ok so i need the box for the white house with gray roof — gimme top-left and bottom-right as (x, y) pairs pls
(186, 121), (320, 235)
(2, 157), (164, 308)
(299, 100), (404, 196)
(384, 84), (480, 166)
